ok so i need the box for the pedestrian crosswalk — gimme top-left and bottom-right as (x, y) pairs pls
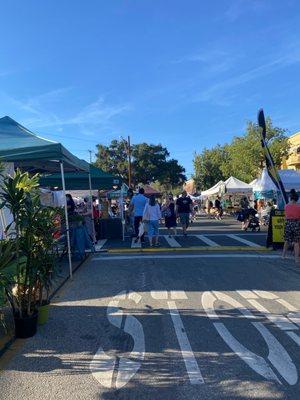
(195, 235), (220, 247)
(95, 233), (266, 251)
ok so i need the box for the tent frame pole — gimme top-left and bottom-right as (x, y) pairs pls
(88, 171), (96, 243)
(120, 184), (125, 241)
(60, 161), (73, 279)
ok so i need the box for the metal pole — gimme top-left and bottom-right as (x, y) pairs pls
(120, 183), (125, 241)
(0, 209), (6, 239)
(127, 135), (132, 188)
(60, 162), (73, 279)
(88, 169), (96, 243)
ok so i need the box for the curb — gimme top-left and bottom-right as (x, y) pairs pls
(107, 246), (270, 253)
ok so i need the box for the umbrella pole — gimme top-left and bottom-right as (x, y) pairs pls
(88, 171), (96, 243)
(60, 162), (73, 279)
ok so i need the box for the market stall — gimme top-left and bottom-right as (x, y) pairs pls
(0, 116), (89, 278)
(250, 168), (300, 200)
(40, 163), (123, 241)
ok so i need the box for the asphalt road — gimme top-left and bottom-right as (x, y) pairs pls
(0, 219), (299, 400)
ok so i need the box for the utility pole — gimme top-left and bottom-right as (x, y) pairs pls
(88, 149), (92, 164)
(127, 135), (132, 188)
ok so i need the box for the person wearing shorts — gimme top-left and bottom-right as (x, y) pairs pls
(176, 190), (193, 236)
(143, 195), (161, 247)
(282, 189), (300, 264)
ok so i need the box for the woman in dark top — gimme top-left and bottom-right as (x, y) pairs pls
(66, 194), (76, 215)
(163, 194), (177, 237)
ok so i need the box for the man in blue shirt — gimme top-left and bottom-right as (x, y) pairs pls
(129, 187), (148, 241)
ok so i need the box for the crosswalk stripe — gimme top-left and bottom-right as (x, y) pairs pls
(226, 234), (262, 247)
(95, 239), (107, 251)
(168, 301), (204, 384)
(163, 235), (181, 248)
(195, 235), (220, 247)
(131, 238), (142, 248)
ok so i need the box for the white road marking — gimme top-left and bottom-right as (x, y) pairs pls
(196, 235), (220, 247)
(287, 332), (300, 346)
(91, 291), (145, 389)
(204, 233), (266, 237)
(128, 291), (142, 303)
(277, 298), (297, 312)
(95, 239), (107, 251)
(116, 314), (145, 389)
(170, 290), (188, 300)
(131, 238), (142, 248)
(93, 254), (280, 261)
(236, 290), (259, 299)
(202, 291), (298, 385)
(213, 322), (281, 384)
(151, 290), (168, 300)
(246, 299), (298, 331)
(253, 322), (298, 385)
(168, 301), (204, 384)
(226, 234), (262, 247)
(254, 290), (279, 299)
(90, 347), (116, 389)
(163, 235), (181, 247)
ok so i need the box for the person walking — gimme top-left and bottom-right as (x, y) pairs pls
(240, 196), (250, 230)
(214, 196), (223, 220)
(143, 195), (161, 247)
(162, 194), (177, 237)
(282, 189), (300, 264)
(129, 187), (148, 242)
(176, 190), (193, 236)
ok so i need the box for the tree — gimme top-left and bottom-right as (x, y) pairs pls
(94, 140), (186, 187)
(221, 117), (290, 182)
(94, 140), (128, 179)
(193, 145), (228, 190)
(131, 143), (170, 184)
(193, 117), (290, 188)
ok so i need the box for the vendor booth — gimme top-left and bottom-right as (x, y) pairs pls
(250, 167), (300, 200)
(0, 116), (89, 278)
(40, 163), (124, 241)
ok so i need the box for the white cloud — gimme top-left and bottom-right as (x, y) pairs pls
(223, 0), (266, 22)
(1, 89), (132, 135)
(193, 42), (300, 105)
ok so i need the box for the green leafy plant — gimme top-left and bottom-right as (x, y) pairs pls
(0, 169), (57, 318)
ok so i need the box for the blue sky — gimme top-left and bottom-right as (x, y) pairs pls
(0, 0), (300, 177)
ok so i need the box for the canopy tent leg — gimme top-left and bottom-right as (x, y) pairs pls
(120, 183), (125, 241)
(0, 208), (7, 239)
(88, 171), (96, 244)
(60, 162), (73, 279)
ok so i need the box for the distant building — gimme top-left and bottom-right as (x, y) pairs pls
(282, 132), (300, 170)
(183, 178), (197, 195)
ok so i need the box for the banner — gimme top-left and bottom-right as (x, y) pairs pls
(258, 109), (288, 205)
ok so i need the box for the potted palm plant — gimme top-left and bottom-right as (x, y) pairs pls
(34, 207), (58, 325)
(0, 169), (56, 337)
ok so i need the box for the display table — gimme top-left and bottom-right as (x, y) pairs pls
(98, 218), (122, 239)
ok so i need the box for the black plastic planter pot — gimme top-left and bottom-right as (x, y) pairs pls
(14, 312), (38, 339)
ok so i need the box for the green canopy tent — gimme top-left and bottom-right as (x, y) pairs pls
(0, 116), (89, 278)
(39, 163), (121, 190)
(0, 116), (88, 173)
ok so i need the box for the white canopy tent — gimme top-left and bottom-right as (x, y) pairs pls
(250, 168), (300, 193)
(201, 177), (252, 198)
(224, 176), (253, 194)
(200, 181), (225, 198)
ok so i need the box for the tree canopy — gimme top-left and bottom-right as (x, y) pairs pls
(193, 117), (290, 190)
(94, 140), (186, 189)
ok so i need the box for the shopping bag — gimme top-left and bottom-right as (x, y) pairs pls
(138, 221), (145, 237)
